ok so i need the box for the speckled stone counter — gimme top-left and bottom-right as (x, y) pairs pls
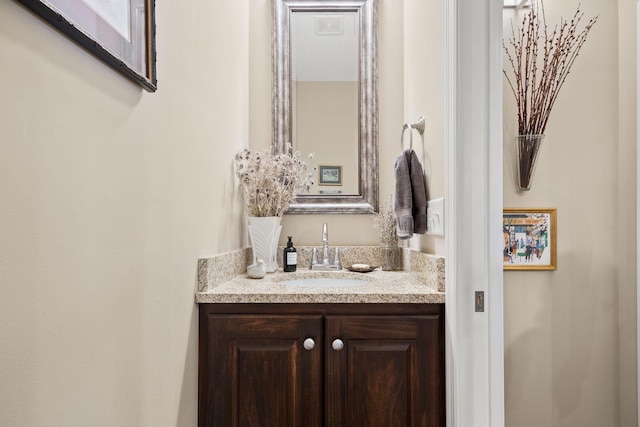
(195, 247), (445, 304)
(196, 269), (443, 304)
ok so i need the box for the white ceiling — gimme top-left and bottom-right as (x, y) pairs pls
(291, 11), (358, 82)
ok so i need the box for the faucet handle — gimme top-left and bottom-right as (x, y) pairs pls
(311, 248), (318, 267)
(333, 248), (342, 269)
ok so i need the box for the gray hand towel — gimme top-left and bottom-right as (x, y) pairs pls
(394, 150), (414, 239)
(409, 150), (427, 234)
(394, 149), (428, 239)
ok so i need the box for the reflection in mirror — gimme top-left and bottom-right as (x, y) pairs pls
(273, 0), (378, 214)
(291, 11), (359, 195)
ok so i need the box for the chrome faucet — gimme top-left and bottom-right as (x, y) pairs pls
(311, 222), (342, 270)
(321, 222), (330, 265)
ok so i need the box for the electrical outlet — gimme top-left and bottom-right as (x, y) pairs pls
(427, 198), (445, 236)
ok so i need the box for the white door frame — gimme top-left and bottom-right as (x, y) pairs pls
(445, 0), (505, 426)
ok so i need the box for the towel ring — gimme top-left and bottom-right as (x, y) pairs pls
(400, 116), (425, 151)
(401, 124), (413, 150)
(408, 116), (425, 135)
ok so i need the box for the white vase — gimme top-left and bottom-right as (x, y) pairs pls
(248, 216), (282, 273)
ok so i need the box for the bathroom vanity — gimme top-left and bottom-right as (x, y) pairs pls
(199, 302), (444, 426)
(196, 254), (445, 427)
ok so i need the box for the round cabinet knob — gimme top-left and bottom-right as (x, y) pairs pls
(303, 338), (315, 350)
(332, 339), (344, 351)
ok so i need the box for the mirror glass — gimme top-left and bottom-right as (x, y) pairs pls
(291, 11), (359, 195)
(273, 0), (378, 214)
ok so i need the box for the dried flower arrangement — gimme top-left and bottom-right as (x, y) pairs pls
(503, 0), (598, 135)
(234, 144), (314, 217)
(372, 197), (398, 246)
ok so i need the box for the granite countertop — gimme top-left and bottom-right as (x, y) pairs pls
(195, 247), (445, 304)
(195, 268), (445, 304)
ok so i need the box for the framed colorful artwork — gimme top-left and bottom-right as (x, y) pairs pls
(503, 208), (557, 270)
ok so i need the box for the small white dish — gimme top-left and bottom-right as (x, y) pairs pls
(347, 264), (377, 273)
(352, 263), (370, 270)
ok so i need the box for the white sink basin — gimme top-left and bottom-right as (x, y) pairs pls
(280, 277), (367, 288)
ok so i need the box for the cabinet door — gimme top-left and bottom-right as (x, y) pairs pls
(325, 315), (445, 427)
(199, 313), (323, 427)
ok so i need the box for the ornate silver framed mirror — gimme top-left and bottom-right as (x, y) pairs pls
(273, 0), (378, 214)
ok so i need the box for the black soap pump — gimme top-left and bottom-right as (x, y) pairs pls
(283, 236), (297, 272)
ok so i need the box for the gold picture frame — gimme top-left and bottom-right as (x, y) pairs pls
(503, 208), (557, 270)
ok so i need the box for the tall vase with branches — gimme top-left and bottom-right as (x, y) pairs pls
(503, 0), (597, 190)
(234, 144), (314, 271)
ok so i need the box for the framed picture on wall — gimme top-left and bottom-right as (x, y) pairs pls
(16, 0), (157, 91)
(503, 208), (557, 270)
(318, 165), (342, 186)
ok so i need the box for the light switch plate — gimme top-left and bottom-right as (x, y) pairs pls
(426, 197), (445, 236)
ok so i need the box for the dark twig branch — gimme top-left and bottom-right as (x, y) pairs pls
(503, 0), (598, 135)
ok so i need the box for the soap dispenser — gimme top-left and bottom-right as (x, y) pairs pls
(283, 236), (297, 272)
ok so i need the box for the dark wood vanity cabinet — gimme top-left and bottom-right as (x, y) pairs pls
(199, 304), (445, 427)
(199, 313), (323, 427)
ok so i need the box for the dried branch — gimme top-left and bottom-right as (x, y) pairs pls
(234, 144), (314, 217)
(503, 0), (598, 135)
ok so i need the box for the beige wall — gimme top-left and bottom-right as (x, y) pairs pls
(503, 1), (637, 426)
(404, 0), (446, 255)
(0, 1), (248, 426)
(616, 1), (637, 425)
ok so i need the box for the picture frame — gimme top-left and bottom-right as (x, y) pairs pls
(318, 165), (342, 186)
(16, 0), (157, 92)
(503, 208), (557, 270)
